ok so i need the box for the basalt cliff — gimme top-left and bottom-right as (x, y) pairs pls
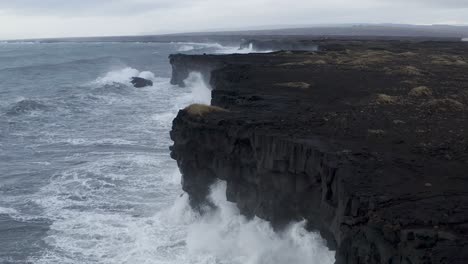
(169, 40), (468, 264)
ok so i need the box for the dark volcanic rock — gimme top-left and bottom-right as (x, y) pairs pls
(170, 40), (468, 264)
(240, 39), (319, 51)
(131, 77), (153, 88)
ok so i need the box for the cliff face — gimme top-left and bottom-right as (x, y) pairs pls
(170, 41), (468, 264)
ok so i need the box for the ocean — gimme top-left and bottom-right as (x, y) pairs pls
(0, 41), (334, 264)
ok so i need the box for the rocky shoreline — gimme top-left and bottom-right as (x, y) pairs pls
(169, 40), (468, 264)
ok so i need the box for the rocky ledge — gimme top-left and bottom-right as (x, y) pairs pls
(169, 40), (468, 264)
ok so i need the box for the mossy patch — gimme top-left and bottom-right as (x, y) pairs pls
(400, 52), (417, 57)
(376, 94), (399, 105)
(347, 50), (394, 65)
(430, 55), (467, 66)
(278, 59), (327, 66)
(421, 99), (465, 112)
(184, 104), (228, 116)
(384, 66), (423, 76)
(409, 86), (433, 97)
(275, 82), (311, 89)
(400, 66), (423, 76)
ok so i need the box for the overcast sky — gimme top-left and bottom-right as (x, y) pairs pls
(1, 0), (468, 40)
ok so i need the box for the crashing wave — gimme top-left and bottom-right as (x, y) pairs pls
(174, 72), (212, 107)
(178, 45), (196, 52)
(91, 67), (157, 87)
(179, 181), (336, 264)
(173, 42), (270, 54)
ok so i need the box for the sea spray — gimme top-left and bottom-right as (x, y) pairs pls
(178, 45), (196, 52)
(175, 72), (212, 107)
(168, 70), (334, 264)
(92, 67), (157, 87)
(183, 181), (336, 264)
(173, 42), (272, 54)
(167, 71), (334, 264)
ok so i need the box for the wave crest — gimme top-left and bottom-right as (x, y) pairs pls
(92, 67), (157, 87)
(168, 181), (336, 264)
(178, 45), (196, 52)
(7, 99), (49, 115)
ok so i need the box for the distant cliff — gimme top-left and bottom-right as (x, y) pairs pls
(170, 40), (468, 264)
(239, 39), (319, 51)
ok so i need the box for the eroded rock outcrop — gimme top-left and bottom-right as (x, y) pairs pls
(170, 40), (468, 264)
(131, 77), (153, 88)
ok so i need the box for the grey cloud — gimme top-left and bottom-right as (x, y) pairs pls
(1, 0), (468, 40)
(384, 0), (468, 8)
(0, 0), (188, 16)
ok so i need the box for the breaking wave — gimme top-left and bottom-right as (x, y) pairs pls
(0, 206), (19, 216)
(177, 72), (212, 106)
(183, 181), (336, 264)
(215, 42), (271, 54)
(178, 45), (196, 52)
(174, 42), (271, 54)
(92, 67), (157, 87)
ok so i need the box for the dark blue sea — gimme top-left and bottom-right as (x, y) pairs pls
(0, 41), (333, 264)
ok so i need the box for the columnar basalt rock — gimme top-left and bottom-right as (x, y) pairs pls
(170, 40), (468, 264)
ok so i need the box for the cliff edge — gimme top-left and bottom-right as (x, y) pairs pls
(170, 40), (468, 264)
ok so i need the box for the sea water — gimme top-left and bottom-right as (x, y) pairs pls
(0, 41), (334, 264)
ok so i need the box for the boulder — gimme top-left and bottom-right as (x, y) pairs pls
(131, 77), (153, 88)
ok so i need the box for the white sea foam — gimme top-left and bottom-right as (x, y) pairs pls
(62, 138), (137, 146)
(174, 42), (271, 54)
(0, 41), (40, 45)
(31, 70), (333, 264)
(215, 42), (274, 54)
(138, 71), (156, 81)
(174, 72), (212, 107)
(33, 152), (186, 264)
(91, 67), (159, 87)
(0, 206), (42, 222)
(215, 42), (271, 54)
(178, 45), (196, 52)
(0, 206), (19, 216)
(93, 67), (140, 86)
(184, 181), (335, 264)
(149, 71), (212, 133)
(173, 42), (224, 51)
(151, 112), (176, 129)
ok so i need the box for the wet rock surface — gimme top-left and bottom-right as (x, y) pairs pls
(170, 40), (468, 264)
(130, 77), (153, 88)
